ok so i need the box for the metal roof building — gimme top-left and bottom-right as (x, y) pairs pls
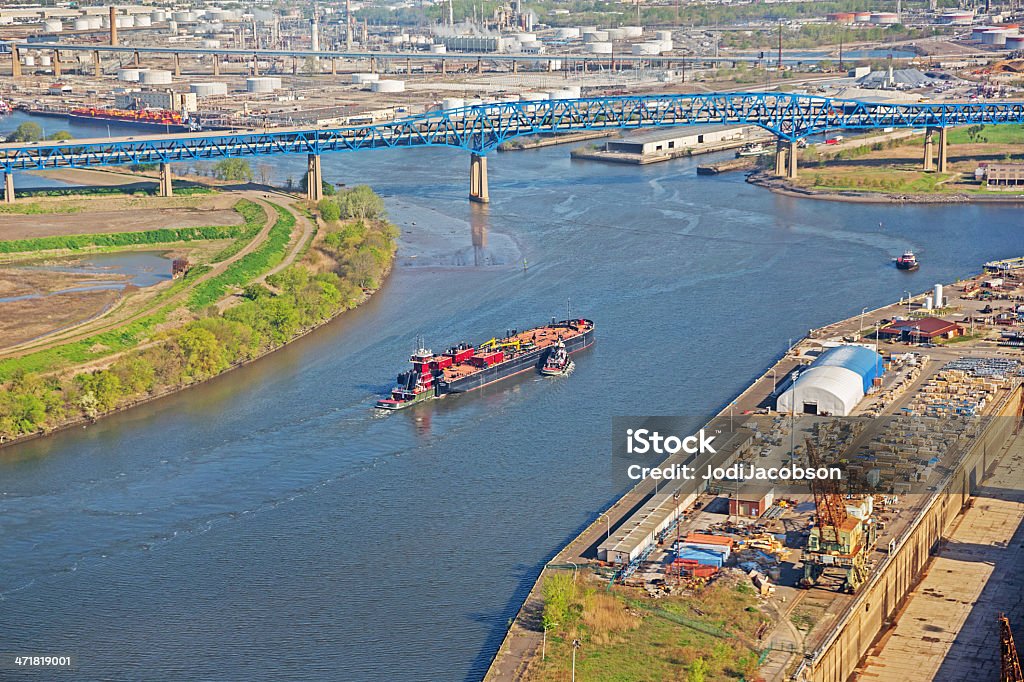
(776, 345), (884, 416)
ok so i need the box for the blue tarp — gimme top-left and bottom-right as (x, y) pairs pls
(675, 546), (725, 568)
(812, 345), (885, 393)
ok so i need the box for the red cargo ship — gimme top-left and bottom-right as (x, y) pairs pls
(376, 319), (595, 410)
(68, 107), (189, 130)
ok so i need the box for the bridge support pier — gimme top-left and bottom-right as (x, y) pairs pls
(923, 128), (935, 172)
(440, 59), (446, 76)
(937, 126), (949, 173)
(158, 162), (173, 198)
(213, 54), (220, 76)
(331, 57), (337, 75)
(93, 50), (102, 77)
(10, 44), (21, 78)
(307, 154), (323, 202)
(469, 153), (489, 203)
(52, 50), (61, 78)
(4, 173), (14, 204)
(133, 51), (140, 67)
(173, 52), (181, 77)
(477, 57), (483, 75)
(774, 140), (798, 179)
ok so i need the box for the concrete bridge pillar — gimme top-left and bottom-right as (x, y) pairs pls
(4, 172), (14, 204)
(477, 57), (483, 75)
(937, 126), (949, 173)
(132, 51), (140, 67)
(787, 140), (798, 179)
(252, 53), (259, 76)
(440, 59), (446, 76)
(109, 6), (118, 46)
(774, 139), (789, 177)
(173, 52), (181, 77)
(213, 54), (220, 76)
(469, 153), (489, 203)
(307, 154), (323, 202)
(52, 50), (61, 78)
(331, 57), (337, 75)
(923, 128), (935, 172)
(369, 56), (376, 74)
(158, 162), (173, 198)
(10, 44), (21, 78)
(406, 57), (411, 76)
(93, 50), (102, 77)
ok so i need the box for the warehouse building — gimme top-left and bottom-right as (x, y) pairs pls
(606, 124), (750, 155)
(114, 89), (197, 113)
(776, 345), (884, 416)
(877, 317), (962, 343)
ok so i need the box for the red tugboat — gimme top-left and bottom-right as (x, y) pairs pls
(376, 319), (595, 410)
(894, 250), (919, 271)
(540, 340), (573, 376)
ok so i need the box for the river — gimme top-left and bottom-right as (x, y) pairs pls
(2, 133), (1022, 681)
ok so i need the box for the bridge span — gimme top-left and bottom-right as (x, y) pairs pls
(3, 92), (1024, 203)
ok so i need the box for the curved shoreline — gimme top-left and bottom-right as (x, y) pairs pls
(0, 206), (396, 452)
(747, 171), (1024, 204)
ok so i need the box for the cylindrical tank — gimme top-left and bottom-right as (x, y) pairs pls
(543, 59), (562, 70)
(656, 30), (673, 42)
(828, 12), (855, 23)
(117, 16), (135, 28)
(151, 10), (167, 22)
(514, 32), (536, 42)
(606, 28), (626, 41)
(933, 283), (943, 308)
(1006, 35), (1024, 49)
(972, 27), (991, 40)
(442, 97), (465, 110)
(982, 29), (1008, 46)
(43, 19), (63, 32)
(583, 30), (609, 42)
(141, 69), (173, 84)
(555, 27), (580, 39)
(351, 73), (379, 84)
(621, 26), (643, 38)
(429, 44), (447, 53)
(118, 67), (147, 81)
(586, 41), (613, 54)
(23, 55), (35, 66)
(633, 41), (662, 55)
(172, 11), (194, 22)
(39, 55), (52, 66)
(547, 88), (574, 99)
(924, 296), (934, 310)
(519, 91), (549, 100)
(371, 80), (405, 92)
(87, 17), (102, 29)
(134, 15), (151, 27)
(191, 81), (229, 96)
(854, 11), (872, 21)
(201, 39), (221, 48)
(870, 12), (899, 24)
(246, 76), (281, 92)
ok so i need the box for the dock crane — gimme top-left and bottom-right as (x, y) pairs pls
(1001, 614), (1024, 682)
(800, 438), (876, 593)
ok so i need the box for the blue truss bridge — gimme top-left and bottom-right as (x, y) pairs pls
(2, 92), (1022, 202)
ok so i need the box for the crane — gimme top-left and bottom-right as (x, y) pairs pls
(1001, 614), (1024, 682)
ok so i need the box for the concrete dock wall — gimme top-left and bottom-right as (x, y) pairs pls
(802, 384), (1021, 682)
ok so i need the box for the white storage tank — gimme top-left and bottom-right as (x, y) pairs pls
(633, 41), (662, 55)
(246, 76), (282, 92)
(547, 88), (574, 99)
(151, 10), (167, 22)
(87, 17), (102, 29)
(924, 296), (934, 310)
(982, 29), (1008, 46)
(555, 27), (580, 39)
(659, 39), (673, 52)
(606, 28), (626, 40)
(23, 55), (35, 67)
(118, 67), (147, 82)
(43, 19), (63, 32)
(584, 30), (609, 42)
(141, 69), (173, 84)
(1006, 35), (1024, 49)
(191, 81), (229, 97)
(870, 12), (899, 24)
(501, 95), (520, 102)
(520, 91), (549, 100)
(172, 11), (194, 22)
(442, 97), (465, 110)
(352, 73), (379, 84)
(371, 79), (405, 92)
(429, 43), (447, 53)
(39, 55), (52, 66)
(201, 39), (221, 48)
(586, 41), (613, 54)
(621, 25), (643, 38)
(563, 85), (581, 97)
(933, 283), (943, 307)
(134, 15), (151, 27)
(656, 30), (673, 42)
(117, 16), (135, 28)
(73, 18), (92, 30)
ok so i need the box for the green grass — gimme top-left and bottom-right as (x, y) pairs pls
(947, 124), (1024, 146)
(187, 203), (295, 310)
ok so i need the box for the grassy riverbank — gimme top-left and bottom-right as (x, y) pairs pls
(0, 186), (398, 444)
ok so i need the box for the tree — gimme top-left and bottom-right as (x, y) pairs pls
(212, 158), (255, 182)
(46, 130), (73, 141)
(337, 185), (385, 220)
(687, 657), (709, 682)
(176, 326), (226, 378)
(318, 198), (341, 222)
(6, 122), (43, 143)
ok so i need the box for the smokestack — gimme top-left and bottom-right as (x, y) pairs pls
(311, 16), (320, 52)
(109, 6), (118, 46)
(346, 0), (353, 49)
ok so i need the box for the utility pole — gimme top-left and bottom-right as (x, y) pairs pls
(777, 23), (783, 71)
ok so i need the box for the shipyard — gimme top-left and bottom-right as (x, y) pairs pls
(3, 0), (1024, 679)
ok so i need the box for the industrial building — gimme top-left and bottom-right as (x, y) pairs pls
(877, 317), (962, 342)
(776, 345), (885, 416)
(728, 485), (775, 518)
(978, 163), (1024, 187)
(606, 124), (750, 155)
(114, 89), (196, 113)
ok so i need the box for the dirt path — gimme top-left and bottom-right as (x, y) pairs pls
(261, 192), (316, 280)
(0, 191), (282, 358)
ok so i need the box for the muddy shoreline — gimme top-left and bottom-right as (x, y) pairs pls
(747, 171), (1024, 204)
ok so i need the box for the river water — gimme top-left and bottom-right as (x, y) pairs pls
(2, 135), (1023, 681)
